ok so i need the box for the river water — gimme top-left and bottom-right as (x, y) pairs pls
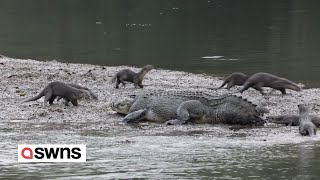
(1, 0), (320, 87)
(1, 0), (320, 179)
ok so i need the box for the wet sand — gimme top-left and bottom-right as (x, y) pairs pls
(1, 57), (320, 179)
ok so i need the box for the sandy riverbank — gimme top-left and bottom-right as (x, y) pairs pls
(1, 56), (320, 145)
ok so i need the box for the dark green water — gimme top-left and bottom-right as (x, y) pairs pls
(1, 0), (320, 87)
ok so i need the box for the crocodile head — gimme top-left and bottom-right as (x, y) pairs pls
(110, 97), (135, 115)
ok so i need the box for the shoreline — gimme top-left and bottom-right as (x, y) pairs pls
(1, 57), (320, 146)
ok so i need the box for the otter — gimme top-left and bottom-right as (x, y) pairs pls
(56, 83), (98, 101)
(22, 81), (90, 106)
(298, 104), (317, 136)
(267, 114), (320, 127)
(239, 72), (302, 95)
(110, 65), (154, 88)
(218, 72), (249, 89)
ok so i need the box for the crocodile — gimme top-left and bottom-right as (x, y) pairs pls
(110, 90), (267, 126)
(267, 114), (320, 127)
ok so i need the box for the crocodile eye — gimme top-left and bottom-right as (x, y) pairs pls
(118, 103), (125, 108)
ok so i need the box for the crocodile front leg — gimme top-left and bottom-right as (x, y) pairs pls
(123, 108), (148, 123)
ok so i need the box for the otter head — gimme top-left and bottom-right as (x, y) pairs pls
(76, 90), (91, 100)
(298, 104), (308, 114)
(110, 97), (135, 115)
(143, 65), (154, 72)
(282, 79), (303, 92)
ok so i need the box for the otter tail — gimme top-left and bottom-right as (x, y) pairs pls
(22, 89), (45, 103)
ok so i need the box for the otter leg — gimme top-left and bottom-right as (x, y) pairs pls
(138, 81), (143, 88)
(133, 80), (139, 88)
(239, 83), (253, 93)
(43, 90), (53, 106)
(279, 88), (286, 94)
(64, 98), (70, 106)
(48, 95), (57, 105)
(116, 78), (121, 89)
(252, 86), (265, 95)
(71, 99), (78, 106)
(218, 80), (228, 89)
(226, 81), (235, 90)
(56, 96), (63, 101)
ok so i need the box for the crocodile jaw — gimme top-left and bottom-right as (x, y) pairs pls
(110, 97), (134, 115)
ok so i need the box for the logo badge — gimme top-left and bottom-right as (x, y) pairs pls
(18, 144), (86, 162)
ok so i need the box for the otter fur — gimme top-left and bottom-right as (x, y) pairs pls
(267, 114), (320, 127)
(56, 83), (98, 101)
(218, 72), (249, 89)
(298, 104), (317, 136)
(110, 65), (154, 88)
(239, 72), (302, 95)
(22, 81), (90, 106)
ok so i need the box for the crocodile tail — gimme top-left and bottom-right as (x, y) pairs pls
(235, 95), (269, 115)
(22, 88), (45, 103)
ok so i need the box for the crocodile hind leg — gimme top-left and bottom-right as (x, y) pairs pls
(123, 108), (148, 123)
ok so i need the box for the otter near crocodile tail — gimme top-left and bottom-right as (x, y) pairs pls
(239, 72), (302, 95)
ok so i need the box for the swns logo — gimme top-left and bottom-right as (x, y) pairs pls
(18, 144), (86, 162)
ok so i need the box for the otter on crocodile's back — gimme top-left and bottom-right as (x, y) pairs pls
(218, 72), (249, 89)
(239, 72), (302, 95)
(110, 65), (154, 88)
(22, 81), (90, 106)
(298, 104), (317, 136)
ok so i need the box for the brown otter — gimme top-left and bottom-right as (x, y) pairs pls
(22, 81), (90, 106)
(56, 83), (98, 102)
(110, 65), (154, 88)
(218, 72), (249, 89)
(298, 104), (317, 136)
(239, 72), (302, 95)
(267, 114), (320, 127)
